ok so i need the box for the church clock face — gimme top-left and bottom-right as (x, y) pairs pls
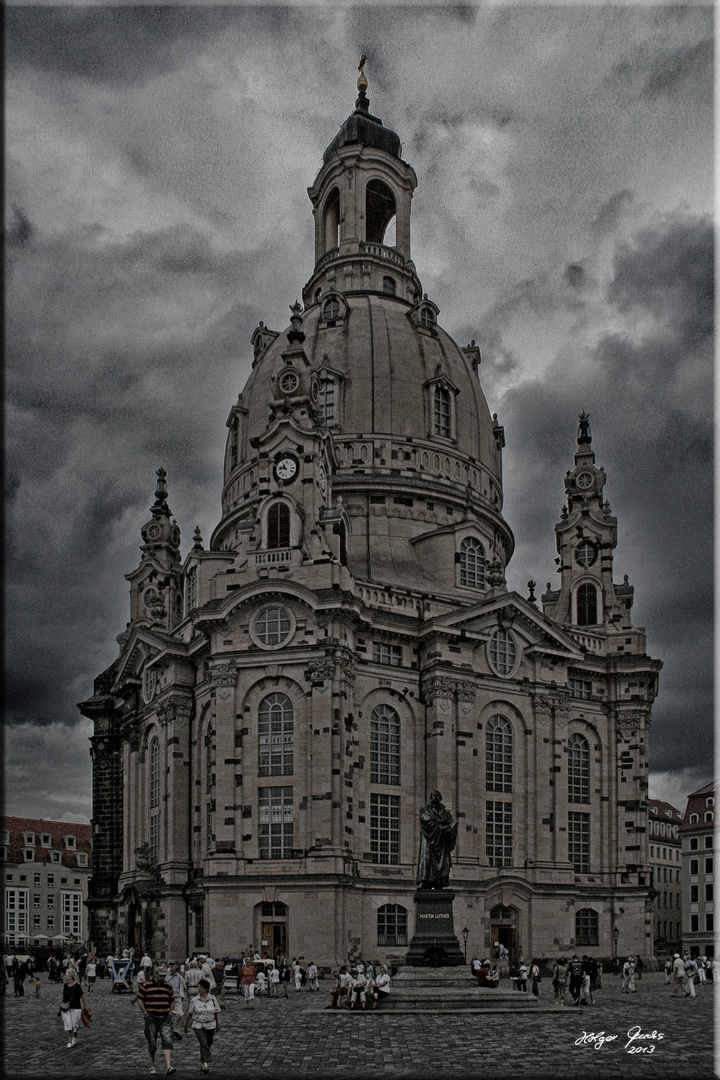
(146, 523), (161, 540)
(273, 454), (299, 484)
(576, 470), (594, 490)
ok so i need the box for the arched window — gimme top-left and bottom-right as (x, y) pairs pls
(370, 704), (400, 785)
(459, 537), (485, 588)
(690, 813), (699, 824)
(377, 903), (407, 946)
(705, 811), (714, 822)
(186, 567), (197, 614)
(486, 715), (512, 792)
(576, 582), (598, 625)
(267, 503), (291, 549)
(365, 179), (396, 244)
(318, 376), (336, 426)
(567, 733), (590, 803)
(575, 908), (599, 946)
(434, 386), (451, 438)
(382, 275), (396, 295)
(148, 734), (160, 866)
(258, 693), (294, 776)
(420, 306), (436, 329)
(149, 736), (160, 809)
(323, 187), (339, 252)
(488, 628), (516, 676)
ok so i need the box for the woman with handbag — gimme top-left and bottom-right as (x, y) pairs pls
(60, 969), (86, 1048)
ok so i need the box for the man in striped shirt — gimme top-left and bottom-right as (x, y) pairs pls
(137, 965), (176, 1076)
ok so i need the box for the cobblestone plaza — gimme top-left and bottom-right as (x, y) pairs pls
(2, 971), (715, 1079)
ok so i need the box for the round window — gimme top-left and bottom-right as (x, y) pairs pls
(576, 540), (597, 567)
(252, 605), (295, 649)
(487, 627), (517, 677)
(323, 297), (340, 322)
(278, 369), (300, 395)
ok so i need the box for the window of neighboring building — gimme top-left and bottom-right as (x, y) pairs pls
(434, 386), (451, 437)
(569, 678), (592, 700)
(258, 787), (293, 860)
(459, 537), (485, 589)
(485, 715), (512, 793)
(47, 915), (54, 930)
(318, 377), (336, 427)
(488, 628), (517, 677)
(576, 582), (598, 625)
(575, 908), (599, 947)
(689, 813), (699, 824)
(47, 874), (54, 888)
(370, 793), (400, 864)
(690, 838), (699, 850)
(705, 811), (714, 822)
(64, 836), (76, 850)
(258, 693), (294, 776)
(33, 894), (40, 908)
(486, 801), (512, 867)
(5, 888), (29, 939)
(267, 503), (291, 549)
(706, 914), (714, 933)
(691, 914), (699, 932)
(50, 851), (61, 864)
(377, 903), (407, 946)
(61, 892), (82, 938)
(370, 705), (400, 786)
(705, 836), (713, 849)
(23, 849), (35, 862)
(691, 859), (699, 875)
(568, 812), (590, 872)
(47, 895), (54, 908)
(23, 832), (35, 846)
(254, 606), (294, 648)
(707, 797), (715, 807)
(40, 834), (51, 848)
(372, 642), (402, 667)
(0, 830), (9, 845)
(33, 873), (40, 886)
(706, 857), (714, 874)
(705, 884), (713, 902)
(76, 853), (88, 868)
(690, 885), (699, 903)
(568, 733), (590, 804)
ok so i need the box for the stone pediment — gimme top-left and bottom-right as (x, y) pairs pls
(113, 626), (171, 687)
(424, 592), (584, 661)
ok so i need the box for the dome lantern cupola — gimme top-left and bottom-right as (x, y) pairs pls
(303, 56), (421, 306)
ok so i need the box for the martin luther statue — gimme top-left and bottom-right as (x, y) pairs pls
(416, 791), (458, 890)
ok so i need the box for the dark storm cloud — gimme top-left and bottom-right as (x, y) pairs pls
(5, 204), (34, 247)
(499, 211), (712, 778)
(592, 189), (634, 236)
(611, 35), (712, 100)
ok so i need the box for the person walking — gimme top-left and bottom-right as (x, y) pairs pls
(86, 958), (97, 991)
(530, 961), (541, 997)
(59, 969), (86, 1049)
(211, 959), (226, 1004)
(184, 978), (221, 1074)
(684, 955), (698, 998)
(269, 964), (280, 998)
(165, 961), (187, 1040)
(306, 961), (319, 992)
(241, 956), (256, 1009)
(292, 957), (303, 991)
(517, 961), (528, 992)
(552, 958), (567, 1005)
(568, 955), (584, 1004)
(672, 953), (688, 996)
(137, 965), (177, 1076)
(621, 957), (636, 993)
(664, 957), (673, 985)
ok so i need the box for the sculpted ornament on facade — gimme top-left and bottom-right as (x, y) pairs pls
(305, 658), (335, 684)
(615, 708), (648, 741)
(209, 662), (238, 701)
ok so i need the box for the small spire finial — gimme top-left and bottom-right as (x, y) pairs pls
(357, 53), (368, 92)
(155, 466), (168, 504)
(577, 410), (592, 446)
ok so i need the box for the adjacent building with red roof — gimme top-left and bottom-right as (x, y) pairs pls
(1, 816), (92, 950)
(647, 799), (683, 954)
(679, 780), (718, 958)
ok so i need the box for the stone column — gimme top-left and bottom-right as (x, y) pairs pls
(208, 662), (239, 855)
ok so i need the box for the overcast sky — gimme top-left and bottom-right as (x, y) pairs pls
(5, 3), (713, 823)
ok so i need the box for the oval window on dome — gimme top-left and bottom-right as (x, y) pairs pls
(252, 605), (295, 649)
(487, 627), (518, 677)
(322, 297), (341, 322)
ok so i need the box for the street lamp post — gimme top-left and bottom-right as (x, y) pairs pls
(462, 926), (469, 964)
(612, 926), (620, 973)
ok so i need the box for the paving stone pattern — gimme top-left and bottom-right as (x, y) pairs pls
(2, 972), (716, 1079)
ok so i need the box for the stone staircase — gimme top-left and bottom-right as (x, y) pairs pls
(380, 966), (540, 1012)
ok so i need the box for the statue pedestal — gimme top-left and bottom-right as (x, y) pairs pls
(404, 889), (465, 967)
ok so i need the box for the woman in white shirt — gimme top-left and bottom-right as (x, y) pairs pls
(183, 978), (221, 1074)
(374, 965), (390, 1008)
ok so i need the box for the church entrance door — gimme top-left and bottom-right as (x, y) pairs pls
(261, 921), (286, 957)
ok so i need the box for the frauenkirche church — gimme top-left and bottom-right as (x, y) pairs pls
(81, 68), (662, 968)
